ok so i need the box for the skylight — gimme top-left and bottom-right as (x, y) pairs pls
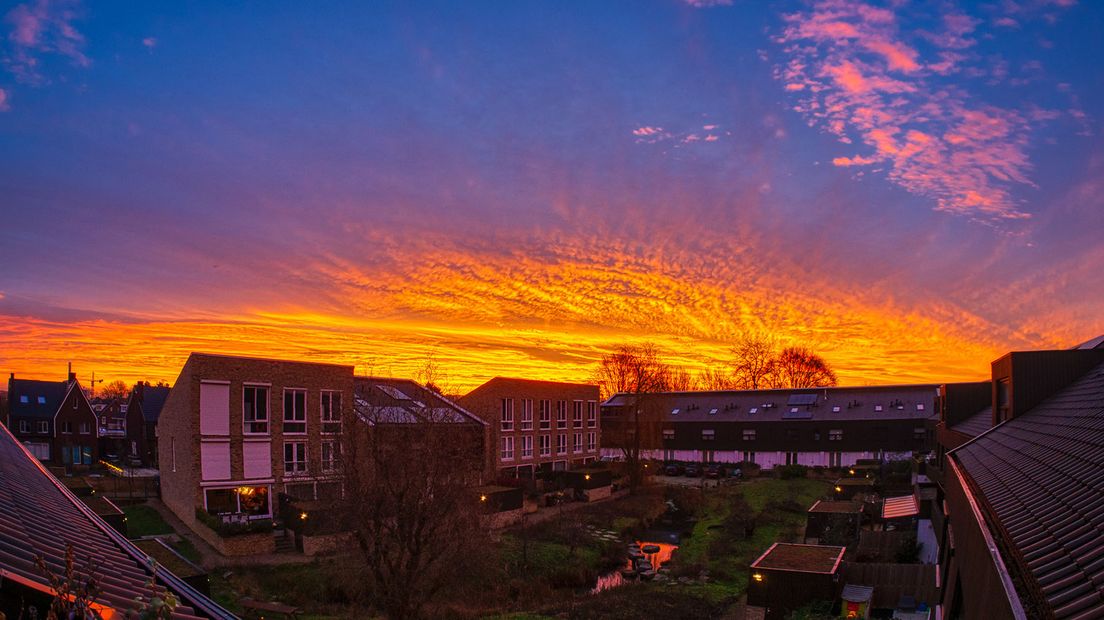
(832, 406), (841, 413)
(709, 408), (718, 415)
(749, 407), (758, 414)
(916, 404), (925, 411)
(671, 408), (680, 415)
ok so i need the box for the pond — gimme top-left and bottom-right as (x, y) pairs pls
(591, 540), (679, 593)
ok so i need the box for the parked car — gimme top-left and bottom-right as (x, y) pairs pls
(684, 464), (702, 477)
(705, 464), (726, 479)
(664, 463), (685, 476)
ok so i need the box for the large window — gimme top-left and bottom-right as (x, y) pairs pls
(587, 432), (596, 451)
(501, 436), (514, 461)
(587, 401), (597, 427)
(243, 385), (269, 434)
(321, 390), (342, 434)
(539, 400), (552, 430)
(520, 399), (533, 430)
(321, 440), (340, 473)
(556, 401), (567, 429)
(829, 429), (843, 441)
(38, 421), (49, 434)
(61, 421), (72, 434)
(283, 389), (307, 434)
(521, 436), (533, 459)
(18, 420), (29, 434)
(501, 399), (515, 431)
(78, 422), (90, 435)
(742, 429), (756, 441)
(284, 441), (307, 474)
(205, 486), (270, 518)
(573, 401), (583, 428)
(573, 433), (583, 453)
(539, 434), (551, 457)
(556, 434), (567, 455)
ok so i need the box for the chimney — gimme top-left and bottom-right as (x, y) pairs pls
(134, 381), (145, 401)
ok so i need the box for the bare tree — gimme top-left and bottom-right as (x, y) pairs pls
(770, 346), (838, 388)
(730, 334), (779, 390)
(99, 379), (129, 400)
(338, 398), (489, 619)
(594, 344), (675, 492)
(697, 367), (736, 391)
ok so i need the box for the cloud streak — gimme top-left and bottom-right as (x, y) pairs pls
(774, 0), (1072, 223)
(4, 0), (89, 84)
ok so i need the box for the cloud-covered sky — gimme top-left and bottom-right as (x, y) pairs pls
(1, 0), (1101, 390)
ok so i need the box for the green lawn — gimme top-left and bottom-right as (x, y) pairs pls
(124, 504), (174, 537)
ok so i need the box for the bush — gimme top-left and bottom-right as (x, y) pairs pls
(735, 461), (761, 477)
(194, 508), (273, 537)
(777, 464), (808, 480)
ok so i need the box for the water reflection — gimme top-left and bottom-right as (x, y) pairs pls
(591, 541), (678, 593)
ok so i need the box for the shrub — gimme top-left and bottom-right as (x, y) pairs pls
(777, 464), (808, 480)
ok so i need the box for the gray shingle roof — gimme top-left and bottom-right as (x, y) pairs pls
(0, 424), (235, 619)
(354, 377), (485, 425)
(8, 379), (70, 420)
(603, 384), (939, 423)
(139, 386), (171, 423)
(948, 406), (992, 438)
(951, 361), (1104, 619)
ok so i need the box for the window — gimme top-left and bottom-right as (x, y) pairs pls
(321, 390), (341, 433)
(37, 396), (46, 404)
(829, 429), (843, 441)
(243, 385), (269, 434)
(556, 434), (567, 455)
(521, 435), (533, 459)
(539, 400), (552, 429)
(284, 441), (307, 473)
(38, 421), (49, 434)
(913, 427), (927, 441)
(749, 407), (758, 414)
(832, 406), (841, 413)
(556, 401), (567, 429)
(829, 452), (842, 468)
(573, 433), (583, 453)
(321, 440), (340, 473)
(501, 399), (515, 431)
(587, 432), (596, 451)
(283, 389), (307, 434)
(742, 429), (756, 441)
(78, 422), (90, 435)
(916, 403), (925, 411)
(587, 401), (597, 427)
(19, 395), (28, 403)
(539, 434), (551, 457)
(742, 451), (756, 463)
(786, 452), (799, 465)
(663, 429), (675, 440)
(671, 408), (680, 415)
(61, 421), (72, 434)
(997, 379), (1010, 422)
(702, 429), (715, 441)
(520, 399), (533, 430)
(814, 431), (821, 441)
(573, 401), (583, 428)
(501, 436), (514, 461)
(18, 420), (29, 433)
(874, 404), (884, 412)
(709, 408), (718, 415)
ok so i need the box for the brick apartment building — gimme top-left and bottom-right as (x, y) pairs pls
(6, 371), (99, 466)
(159, 353), (489, 541)
(460, 377), (601, 478)
(600, 384), (941, 469)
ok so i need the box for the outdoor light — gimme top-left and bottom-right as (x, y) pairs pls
(584, 474), (591, 481)
(848, 468), (855, 475)
(753, 573), (764, 582)
(300, 512), (308, 520)
(480, 494), (487, 502)
(835, 486), (843, 493)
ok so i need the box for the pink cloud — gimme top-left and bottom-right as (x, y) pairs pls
(4, 0), (89, 83)
(682, 0), (733, 6)
(142, 36), (157, 49)
(772, 0), (1065, 223)
(632, 126), (664, 137)
(704, 134), (719, 142)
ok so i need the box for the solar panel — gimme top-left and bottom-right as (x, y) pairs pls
(782, 410), (813, 420)
(787, 393), (818, 406)
(376, 384), (411, 400)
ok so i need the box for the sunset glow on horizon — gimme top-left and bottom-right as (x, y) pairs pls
(1, 1), (1101, 392)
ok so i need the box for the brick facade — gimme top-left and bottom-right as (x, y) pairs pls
(460, 377), (601, 478)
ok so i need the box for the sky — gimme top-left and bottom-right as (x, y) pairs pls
(0, 0), (1102, 392)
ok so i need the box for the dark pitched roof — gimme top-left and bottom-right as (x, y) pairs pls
(0, 424), (235, 619)
(463, 376), (598, 397)
(354, 377), (486, 426)
(602, 384), (939, 423)
(808, 500), (863, 514)
(139, 386), (171, 423)
(950, 361), (1104, 619)
(948, 406), (992, 438)
(750, 543), (845, 573)
(8, 379), (70, 420)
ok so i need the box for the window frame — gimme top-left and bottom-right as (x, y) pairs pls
(243, 384), (270, 435)
(539, 400), (552, 430)
(320, 390), (342, 434)
(283, 441), (308, 474)
(500, 435), (515, 461)
(556, 433), (567, 455)
(283, 388), (307, 435)
(539, 434), (551, 457)
(829, 429), (843, 441)
(572, 432), (583, 454)
(572, 400), (583, 428)
(501, 398), (515, 432)
(556, 401), (567, 429)
(587, 401), (597, 427)
(321, 439), (340, 473)
(520, 435), (533, 459)
(587, 431), (596, 451)
(520, 399), (533, 431)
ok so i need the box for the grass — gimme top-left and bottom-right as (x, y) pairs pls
(123, 504), (174, 537)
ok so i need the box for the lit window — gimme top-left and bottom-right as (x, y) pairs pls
(283, 389), (307, 434)
(19, 395), (28, 403)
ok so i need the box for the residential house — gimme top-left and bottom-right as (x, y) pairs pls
(460, 377), (601, 478)
(6, 371), (99, 467)
(746, 543), (845, 620)
(934, 346), (1104, 619)
(127, 381), (171, 466)
(600, 385), (941, 470)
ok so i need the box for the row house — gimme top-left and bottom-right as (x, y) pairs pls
(126, 381), (171, 466)
(931, 342), (1104, 620)
(460, 377), (601, 479)
(6, 371), (99, 466)
(158, 353), (489, 540)
(600, 384), (941, 470)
